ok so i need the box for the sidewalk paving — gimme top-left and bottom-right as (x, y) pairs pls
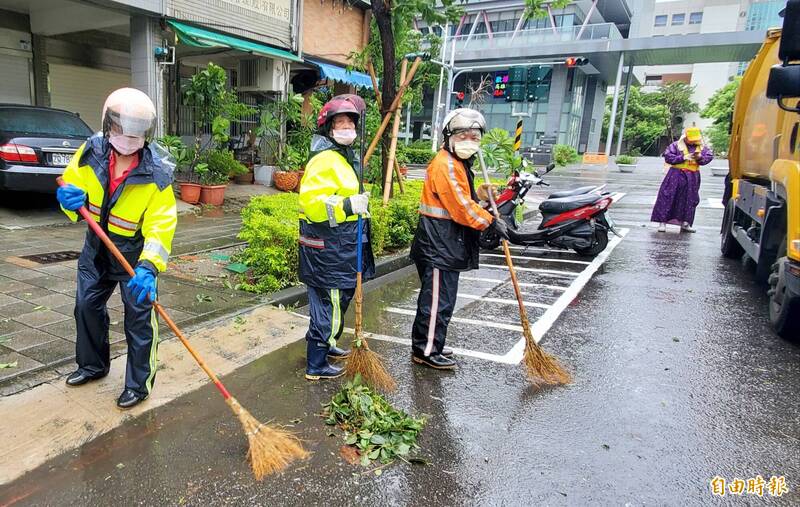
(0, 182), (284, 395)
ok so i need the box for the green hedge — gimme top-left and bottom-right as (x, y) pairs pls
(553, 144), (579, 167)
(237, 181), (423, 294)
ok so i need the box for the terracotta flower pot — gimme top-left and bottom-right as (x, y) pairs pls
(179, 182), (201, 204)
(274, 170), (300, 192)
(199, 184), (227, 206)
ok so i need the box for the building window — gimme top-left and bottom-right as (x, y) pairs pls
(689, 12), (703, 24)
(654, 15), (668, 27)
(745, 0), (785, 31)
(645, 75), (663, 85)
(672, 13), (685, 25)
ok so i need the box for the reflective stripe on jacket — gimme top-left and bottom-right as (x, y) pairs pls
(60, 136), (177, 277)
(297, 147), (375, 288)
(410, 149), (493, 271)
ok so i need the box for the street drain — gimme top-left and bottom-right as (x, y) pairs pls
(20, 251), (81, 264)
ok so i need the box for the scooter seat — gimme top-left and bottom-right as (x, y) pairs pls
(548, 185), (596, 198)
(539, 193), (600, 213)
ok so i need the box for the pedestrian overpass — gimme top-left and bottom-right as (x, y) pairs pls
(434, 22), (767, 156)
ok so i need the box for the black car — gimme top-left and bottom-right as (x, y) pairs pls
(0, 104), (94, 193)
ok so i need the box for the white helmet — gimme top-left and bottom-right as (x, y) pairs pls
(442, 108), (486, 137)
(101, 88), (157, 140)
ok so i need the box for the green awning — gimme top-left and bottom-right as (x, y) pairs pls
(168, 20), (302, 63)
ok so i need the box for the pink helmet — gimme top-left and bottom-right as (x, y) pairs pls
(317, 94), (366, 128)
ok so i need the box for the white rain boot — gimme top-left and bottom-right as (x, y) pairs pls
(680, 222), (696, 233)
(657, 223), (666, 233)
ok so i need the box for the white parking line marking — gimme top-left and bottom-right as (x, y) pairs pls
(479, 264), (580, 277)
(289, 313), (520, 365)
(413, 289), (551, 309)
(502, 228), (629, 363)
(506, 245), (578, 256)
(386, 307), (524, 332)
(460, 276), (567, 291)
(481, 253), (591, 265)
(611, 192), (626, 203)
(706, 198), (724, 209)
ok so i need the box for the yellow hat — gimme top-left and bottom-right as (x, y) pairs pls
(685, 127), (702, 142)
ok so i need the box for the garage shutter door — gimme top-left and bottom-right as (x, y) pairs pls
(0, 55), (32, 105)
(49, 64), (129, 132)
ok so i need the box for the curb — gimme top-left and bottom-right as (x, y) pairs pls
(265, 249), (413, 308)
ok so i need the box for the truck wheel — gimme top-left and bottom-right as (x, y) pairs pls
(720, 199), (744, 259)
(769, 241), (800, 340)
(574, 229), (609, 257)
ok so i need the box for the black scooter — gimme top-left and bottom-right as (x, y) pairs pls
(479, 161), (619, 256)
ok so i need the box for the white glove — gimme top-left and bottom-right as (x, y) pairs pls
(346, 192), (370, 215)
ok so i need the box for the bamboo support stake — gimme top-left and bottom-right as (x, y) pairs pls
(362, 56), (422, 167)
(367, 61), (405, 195)
(382, 58), (408, 205)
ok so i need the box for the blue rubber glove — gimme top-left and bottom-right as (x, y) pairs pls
(127, 266), (156, 305)
(56, 184), (86, 211)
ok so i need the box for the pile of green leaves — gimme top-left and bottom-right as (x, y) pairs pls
(481, 128), (522, 176)
(324, 376), (425, 466)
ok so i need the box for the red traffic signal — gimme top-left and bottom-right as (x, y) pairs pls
(456, 91), (465, 101)
(565, 57), (588, 68)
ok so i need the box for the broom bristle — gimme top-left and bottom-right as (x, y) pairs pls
(226, 397), (309, 480)
(523, 332), (572, 386)
(345, 340), (397, 392)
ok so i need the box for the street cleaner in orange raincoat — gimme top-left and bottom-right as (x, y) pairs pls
(409, 108), (509, 369)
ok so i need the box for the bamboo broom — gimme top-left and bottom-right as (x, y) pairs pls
(473, 154), (572, 386)
(344, 98), (397, 392)
(57, 178), (308, 479)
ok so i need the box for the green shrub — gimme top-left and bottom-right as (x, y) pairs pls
(236, 192), (300, 294)
(405, 147), (435, 165)
(616, 154), (637, 165)
(236, 181), (423, 294)
(196, 149), (247, 185)
(553, 144), (579, 167)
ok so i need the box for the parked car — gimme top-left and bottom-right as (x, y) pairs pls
(0, 104), (94, 193)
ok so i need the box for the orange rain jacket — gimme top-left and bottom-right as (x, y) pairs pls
(410, 149), (494, 271)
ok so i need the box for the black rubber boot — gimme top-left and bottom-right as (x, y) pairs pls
(306, 341), (345, 380)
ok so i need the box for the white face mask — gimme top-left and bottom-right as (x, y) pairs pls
(332, 129), (357, 146)
(453, 140), (480, 159)
(110, 135), (144, 155)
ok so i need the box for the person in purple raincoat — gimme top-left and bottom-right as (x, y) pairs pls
(651, 126), (713, 233)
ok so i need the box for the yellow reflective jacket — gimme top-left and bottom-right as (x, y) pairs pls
(298, 149), (360, 225)
(60, 136), (177, 275)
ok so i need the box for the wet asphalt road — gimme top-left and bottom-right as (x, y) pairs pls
(2, 161), (799, 505)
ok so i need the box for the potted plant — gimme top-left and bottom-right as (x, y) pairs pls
(181, 63), (255, 201)
(616, 154), (638, 173)
(274, 145), (303, 191)
(160, 135), (200, 204)
(196, 149), (248, 205)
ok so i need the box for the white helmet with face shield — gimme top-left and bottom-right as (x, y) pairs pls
(441, 108), (486, 160)
(102, 88), (157, 155)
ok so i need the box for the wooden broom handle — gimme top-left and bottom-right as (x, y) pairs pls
(474, 153), (532, 328)
(56, 177), (232, 399)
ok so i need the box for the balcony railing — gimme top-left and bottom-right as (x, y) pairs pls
(449, 23), (622, 54)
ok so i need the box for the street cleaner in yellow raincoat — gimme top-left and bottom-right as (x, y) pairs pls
(298, 95), (375, 380)
(56, 88), (177, 409)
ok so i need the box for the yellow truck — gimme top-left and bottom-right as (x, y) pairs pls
(723, 2), (800, 338)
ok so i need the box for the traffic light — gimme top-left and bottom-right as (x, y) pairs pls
(565, 57), (588, 68)
(526, 66), (552, 102)
(456, 91), (465, 106)
(507, 84), (526, 102)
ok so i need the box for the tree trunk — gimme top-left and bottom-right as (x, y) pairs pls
(371, 0), (396, 195)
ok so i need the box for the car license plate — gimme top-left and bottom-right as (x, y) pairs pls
(51, 153), (73, 166)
